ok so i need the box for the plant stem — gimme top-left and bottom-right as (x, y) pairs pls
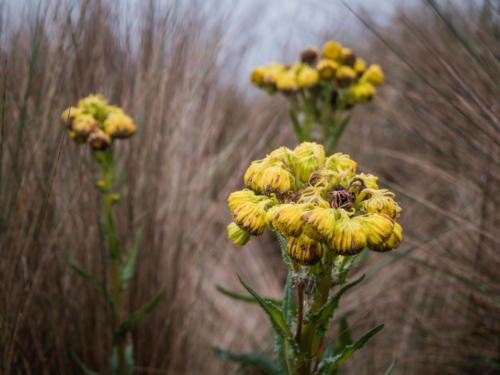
(297, 251), (334, 375)
(295, 283), (304, 341)
(97, 150), (127, 375)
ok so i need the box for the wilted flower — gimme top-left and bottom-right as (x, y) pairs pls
(227, 142), (403, 263)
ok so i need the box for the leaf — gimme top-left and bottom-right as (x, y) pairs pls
(275, 335), (294, 375)
(116, 289), (165, 337)
(282, 271), (293, 327)
(276, 232), (292, 270)
(214, 347), (280, 375)
(69, 263), (115, 311)
(121, 228), (143, 290)
(71, 350), (100, 375)
(238, 276), (292, 338)
(336, 316), (352, 353)
(384, 359), (397, 375)
(111, 344), (134, 375)
(216, 285), (282, 307)
(312, 274), (365, 335)
(319, 324), (384, 371)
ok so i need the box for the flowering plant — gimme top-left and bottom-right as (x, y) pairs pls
(218, 142), (402, 374)
(62, 95), (164, 375)
(250, 40), (384, 153)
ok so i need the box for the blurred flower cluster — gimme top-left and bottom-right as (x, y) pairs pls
(61, 94), (136, 150)
(227, 142), (402, 264)
(250, 40), (384, 109)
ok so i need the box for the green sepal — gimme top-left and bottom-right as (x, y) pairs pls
(111, 343), (134, 375)
(385, 359), (397, 375)
(216, 285), (282, 307)
(237, 276), (303, 356)
(214, 347), (280, 375)
(318, 324), (384, 371)
(70, 350), (100, 375)
(310, 274), (365, 335)
(116, 289), (165, 339)
(121, 227), (143, 290)
(69, 262), (116, 313)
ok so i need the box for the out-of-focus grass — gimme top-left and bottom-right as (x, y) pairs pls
(0, 0), (499, 374)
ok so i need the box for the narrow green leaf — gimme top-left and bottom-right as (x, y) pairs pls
(276, 232), (292, 270)
(312, 274), (365, 335)
(282, 271), (293, 326)
(384, 359), (397, 375)
(238, 276), (291, 337)
(214, 347), (280, 375)
(216, 285), (282, 307)
(117, 290), (165, 337)
(71, 350), (100, 375)
(121, 228), (143, 290)
(319, 324), (384, 370)
(336, 316), (352, 352)
(69, 263), (115, 310)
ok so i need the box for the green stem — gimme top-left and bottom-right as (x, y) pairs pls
(96, 150), (127, 375)
(297, 251), (334, 374)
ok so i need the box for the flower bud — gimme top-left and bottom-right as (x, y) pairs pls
(297, 187), (330, 208)
(77, 94), (108, 121)
(300, 46), (320, 65)
(341, 48), (356, 67)
(371, 222), (402, 252)
(70, 114), (97, 143)
(294, 142), (326, 183)
(296, 67), (319, 88)
(267, 204), (309, 237)
(335, 66), (357, 88)
(87, 129), (111, 150)
(104, 113), (137, 139)
(286, 233), (323, 265)
(316, 59), (338, 79)
(301, 207), (338, 242)
(357, 189), (402, 219)
(328, 212), (367, 255)
(61, 106), (81, 128)
(361, 64), (384, 85)
(347, 82), (375, 104)
(250, 66), (267, 87)
(353, 57), (366, 75)
(322, 40), (343, 61)
(325, 153), (357, 175)
(276, 71), (297, 92)
(359, 214), (394, 249)
(227, 222), (251, 246)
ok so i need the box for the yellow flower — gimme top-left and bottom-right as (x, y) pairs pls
(336, 66), (357, 88)
(296, 66), (319, 88)
(316, 59), (338, 79)
(267, 204), (309, 237)
(87, 129), (111, 150)
(356, 173), (379, 189)
(341, 47), (356, 66)
(361, 64), (384, 85)
(357, 189), (402, 219)
(301, 207), (338, 242)
(228, 189), (262, 213)
(104, 112), (137, 139)
(325, 152), (357, 175)
(61, 106), (81, 128)
(300, 46), (320, 64)
(358, 214), (394, 249)
(250, 66), (267, 87)
(231, 200), (270, 235)
(372, 222), (402, 252)
(264, 62), (286, 84)
(227, 222), (251, 246)
(308, 170), (341, 190)
(353, 58), (366, 75)
(259, 165), (296, 194)
(77, 94), (109, 121)
(286, 233), (323, 265)
(347, 82), (375, 104)
(297, 187), (330, 209)
(328, 211), (367, 255)
(70, 114), (97, 143)
(294, 142), (326, 183)
(322, 40), (343, 61)
(276, 71), (297, 91)
(267, 146), (297, 170)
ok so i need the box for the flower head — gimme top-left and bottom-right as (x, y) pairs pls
(300, 47), (320, 65)
(317, 59), (338, 79)
(228, 143), (403, 262)
(322, 40), (343, 61)
(361, 64), (384, 85)
(227, 222), (251, 246)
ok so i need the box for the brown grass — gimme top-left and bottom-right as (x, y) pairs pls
(0, 0), (499, 374)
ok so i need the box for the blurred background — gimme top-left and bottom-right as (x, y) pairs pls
(1, 0), (499, 373)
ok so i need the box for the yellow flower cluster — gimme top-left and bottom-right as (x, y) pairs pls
(227, 142), (402, 264)
(61, 94), (137, 150)
(250, 40), (384, 107)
